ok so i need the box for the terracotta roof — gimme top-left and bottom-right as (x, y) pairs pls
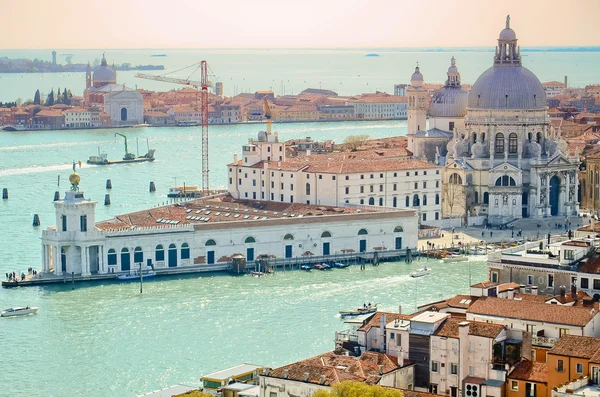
(498, 282), (521, 293)
(445, 295), (479, 309)
(433, 318), (461, 337)
(467, 297), (598, 326)
(468, 322), (504, 338)
(267, 351), (399, 386)
(95, 195), (384, 231)
(471, 281), (498, 289)
(508, 360), (548, 384)
(548, 335), (600, 359)
(358, 312), (415, 332)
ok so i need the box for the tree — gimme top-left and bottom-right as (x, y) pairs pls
(344, 135), (370, 151)
(34, 89), (41, 105)
(444, 175), (465, 217)
(45, 90), (54, 106)
(62, 88), (69, 105)
(312, 381), (404, 397)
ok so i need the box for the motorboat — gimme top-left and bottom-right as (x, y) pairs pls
(300, 265), (312, 271)
(1, 306), (39, 317)
(339, 304), (377, 318)
(442, 254), (468, 263)
(314, 264), (326, 270)
(116, 270), (156, 281)
(321, 263), (332, 270)
(332, 262), (349, 268)
(410, 267), (431, 278)
(249, 271), (265, 277)
(167, 185), (203, 198)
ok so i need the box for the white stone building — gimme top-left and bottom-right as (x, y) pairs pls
(228, 131), (444, 226)
(348, 95), (408, 120)
(64, 108), (94, 128)
(441, 17), (579, 225)
(40, 172), (418, 276)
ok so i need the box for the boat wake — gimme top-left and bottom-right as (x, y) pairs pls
(0, 140), (107, 152)
(0, 162), (92, 177)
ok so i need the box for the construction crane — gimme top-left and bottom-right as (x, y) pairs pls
(115, 132), (135, 160)
(136, 61), (213, 194)
(263, 98), (275, 136)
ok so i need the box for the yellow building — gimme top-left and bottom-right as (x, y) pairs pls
(507, 360), (547, 397)
(547, 335), (600, 392)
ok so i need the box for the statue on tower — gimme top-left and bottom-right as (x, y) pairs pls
(506, 15), (510, 28)
(69, 161), (81, 192)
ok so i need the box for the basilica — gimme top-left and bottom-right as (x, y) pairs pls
(409, 17), (579, 225)
(83, 54), (144, 126)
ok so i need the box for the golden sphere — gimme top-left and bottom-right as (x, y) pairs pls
(69, 172), (81, 185)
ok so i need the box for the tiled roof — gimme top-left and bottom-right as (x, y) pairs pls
(468, 322), (504, 338)
(548, 335), (600, 359)
(267, 351), (398, 386)
(433, 318), (461, 337)
(498, 282), (521, 293)
(467, 297), (598, 326)
(508, 360), (548, 384)
(471, 281), (498, 289)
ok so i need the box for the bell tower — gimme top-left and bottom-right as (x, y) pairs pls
(86, 62), (92, 89)
(407, 65), (428, 153)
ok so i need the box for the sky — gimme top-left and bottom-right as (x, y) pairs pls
(1, 0), (599, 49)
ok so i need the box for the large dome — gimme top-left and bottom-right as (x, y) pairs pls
(430, 86), (469, 117)
(93, 55), (116, 85)
(468, 65), (546, 110)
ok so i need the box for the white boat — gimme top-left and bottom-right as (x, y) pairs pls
(116, 270), (156, 281)
(1, 306), (39, 317)
(167, 185), (203, 198)
(410, 267), (430, 278)
(442, 254), (468, 263)
(339, 304), (377, 318)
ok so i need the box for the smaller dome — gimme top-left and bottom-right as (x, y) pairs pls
(499, 27), (517, 41)
(411, 66), (423, 82)
(429, 86), (469, 118)
(448, 65), (458, 74)
(92, 54), (117, 85)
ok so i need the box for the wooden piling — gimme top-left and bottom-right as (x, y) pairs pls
(104, 194), (111, 205)
(106, 179), (112, 189)
(32, 214), (40, 227)
(53, 191), (60, 201)
(2, 188), (7, 199)
(149, 182), (156, 192)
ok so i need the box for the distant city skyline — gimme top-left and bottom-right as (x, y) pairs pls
(1, 0), (599, 49)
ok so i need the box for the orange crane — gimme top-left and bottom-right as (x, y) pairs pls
(136, 61), (213, 194)
(263, 98), (275, 137)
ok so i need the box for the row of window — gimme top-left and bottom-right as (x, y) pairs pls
(230, 168), (441, 180)
(431, 361), (471, 376)
(107, 243), (191, 265)
(61, 215), (87, 232)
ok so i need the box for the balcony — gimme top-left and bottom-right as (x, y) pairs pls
(532, 335), (559, 348)
(335, 330), (358, 344)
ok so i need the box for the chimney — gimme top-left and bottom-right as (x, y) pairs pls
(303, 372), (309, 382)
(234, 153), (239, 163)
(398, 347), (404, 367)
(564, 76), (568, 87)
(320, 375), (326, 385)
(380, 314), (387, 352)
(507, 287), (515, 300)
(398, 305), (402, 314)
(378, 365), (384, 375)
(283, 369), (289, 379)
(520, 285), (526, 294)
(571, 284), (577, 297)
(306, 149), (311, 156)
(560, 286), (566, 298)
(531, 286), (538, 295)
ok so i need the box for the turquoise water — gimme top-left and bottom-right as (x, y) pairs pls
(0, 48), (599, 101)
(0, 120), (492, 396)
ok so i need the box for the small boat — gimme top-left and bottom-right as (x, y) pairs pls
(167, 185), (203, 198)
(314, 264), (326, 270)
(131, 123), (150, 128)
(332, 262), (349, 268)
(177, 120), (199, 127)
(1, 306), (39, 317)
(300, 265), (312, 271)
(339, 304), (377, 318)
(116, 270), (156, 281)
(442, 254), (468, 263)
(249, 271), (265, 277)
(410, 267), (431, 278)
(321, 263), (332, 270)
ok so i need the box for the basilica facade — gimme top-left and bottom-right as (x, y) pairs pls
(441, 17), (579, 225)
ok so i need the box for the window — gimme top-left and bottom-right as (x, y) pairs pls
(280, 194), (283, 201)
(449, 121), (455, 131)
(360, 186), (364, 193)
(527, 275), (534, 285)
(245, 236), (256, 244)
(107, 249), (117, 265)
(270, 392), (277, 397)
(435, 194), (440, 205)
(511, 381), (519, 391)
(379, 185), (383, 192)
(423, 182), (427, 189)
(414, 171), (418, 176)
(413, 194), (420, 207)
(431, 361), (439, 372)
(370, 185), (374, 193)
(435, 212), (439, 220)
(423, 195), (427, 206)
(557, 359), (564, 372)
(495, 175), (516, 186)
(509, 133), (518, 153)
(205, 239), (216, 246)
(306, 183), (311, 195)
(345, 187), (349, 194)
(181, 243), (190, 260)
(332, 176), (336, 180)
(422, 213), (427, 222)
(548, 274), (554, 288)
(577, 363), (583, 374)
(368, 197), (375, 205)
(358, 229), (368, 235)
(319, 175), (322, 180)
(564, 250), (574, 260)
(594, 279), (600, 290)
(491, 271), (499, 283)
(80, 215), (87, 232)
(414, 182), (418, 189)
(581, 278), (589, 289)
(280, 183), (284, 190)
(406, 196), (410, 207)
(495, 133), (505, 153)
(61, 215), (67, 232)
(321, 231), (332, 238)
(155, 245), (165, 261)
(370, 174), (374, 179)
(449, 173), (462, 184)
(361, 175), (364, 179)
(345, 176), (349, 180)
(393, 197), (397, 207)
(450, 363), (458, 375)
(406, 172), (409, 177)
(393, 183), (397, 191)
(560, 328), (569, 336)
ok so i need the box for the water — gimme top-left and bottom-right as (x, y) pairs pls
(0, 120), (490, 396)
(0, 48), (599, 102)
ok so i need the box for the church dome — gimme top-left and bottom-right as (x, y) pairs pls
(467, 17), (546, 110)
(93, 54), (116, 85)
(429, 57), (469, 118)
(411, 66), (423, 82)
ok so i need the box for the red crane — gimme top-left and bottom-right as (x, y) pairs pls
(136, 61), (213, 194)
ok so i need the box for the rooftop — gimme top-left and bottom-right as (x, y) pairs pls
(201, 363), (263, 381)
(548, 335), (600, 359)
(508, 360), (548, 384)
(358, 312), (415, 332)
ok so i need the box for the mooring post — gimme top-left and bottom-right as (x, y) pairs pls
(104, 194), (111, 205)
(106, 179), (112, 189)
(32, 214), (40, 227)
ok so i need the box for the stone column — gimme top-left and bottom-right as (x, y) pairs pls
(41, 244), (47, 273)
(99, 246), (105, 274)
(504, 136), (509, 161)
(55, 245), (62, 276)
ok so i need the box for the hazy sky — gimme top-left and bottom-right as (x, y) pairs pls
(1, 0), (599, 49)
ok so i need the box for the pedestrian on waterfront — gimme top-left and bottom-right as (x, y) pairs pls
(490, 231), (493, 238)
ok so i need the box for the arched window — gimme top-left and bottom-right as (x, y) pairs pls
(449, 173), (462, 184)
(368, 197), (375, 205)
(284, 234), (294, 240)
(358, 229), (368, 235)
(495, 133), (504, 153)
(528, 132), (533, 142)
(120, 107), (127, 121)
(306, 183), (311, 195)
(394, 226), (404, 233)
(481, 132), (486, 142)
(360, 199), (364, 204)
(378, 197), (383, 206)
(509, 133), (518, 153)
(472, 134), (477, 144)
(155, 244), (165, 261)
(181, 243), (190, 259)
(405, 196), (410, 207)
(245, 236), (256, 243)
(108, 248), (117, 265)
(393, 197), (397, 207)
(423, 195), (427, 206)
(413, 194), (420, 207)
(205, 239), (216, 246)
(483, 192), (489, 204)
(435, 194), (440, 205)
(536, 132), (542, 143)
(474, 191), (479, 204)
(495, 176), (517, 186)
(134, 246), (143, 263)
(321, 231), (332, 238)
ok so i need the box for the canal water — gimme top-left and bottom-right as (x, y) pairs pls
(0, 121), (488, 396)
